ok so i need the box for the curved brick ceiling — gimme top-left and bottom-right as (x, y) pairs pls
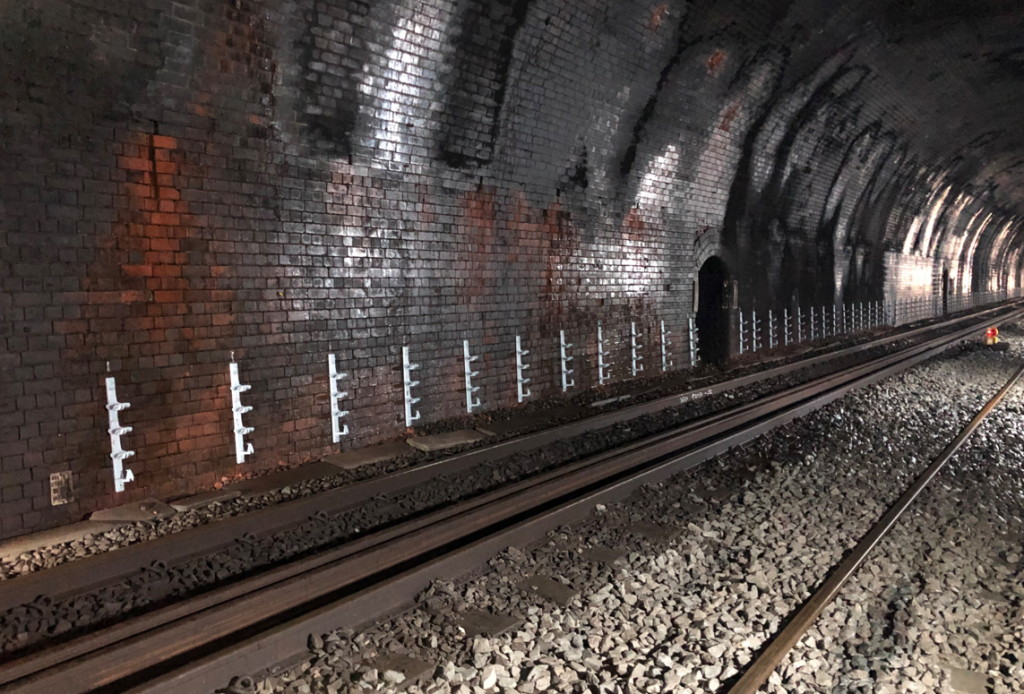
(858, 0), (1024, 213)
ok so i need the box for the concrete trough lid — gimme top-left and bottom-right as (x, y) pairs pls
(476, 405), (582, 436)
(457, 610), (523, 637)
(366, 655), (434, 689)
(516, 575), (578, 606)
(323, 440), (411, 470)
(406, 429), (486, 452)
(945, 666), (989, 694)
(90, 498), (176, 523)
(169, 489), (242, 512)
(627, 521), (674, 541)
(232, 461), (341, 499)
(579, 546), (626, 565)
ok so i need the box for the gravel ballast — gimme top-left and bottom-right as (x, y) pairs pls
(772, 327), (1024, 694)
(225, 326), (1024, 694)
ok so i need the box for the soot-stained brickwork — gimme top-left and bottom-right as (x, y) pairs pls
(3, 0), (1024, 537)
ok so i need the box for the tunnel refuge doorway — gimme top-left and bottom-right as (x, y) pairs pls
(942, 268), (949, 314)
(697, 257), (730, 365)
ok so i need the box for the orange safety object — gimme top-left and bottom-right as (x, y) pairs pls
(986, 327), (999, 345)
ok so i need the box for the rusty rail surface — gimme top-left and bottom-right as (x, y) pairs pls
(0, 305), (1019, 694)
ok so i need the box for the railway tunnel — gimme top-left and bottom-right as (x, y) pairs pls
(2, 0), (1024, 692)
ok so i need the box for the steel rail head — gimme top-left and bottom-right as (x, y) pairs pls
(723, 359), (1024, 694)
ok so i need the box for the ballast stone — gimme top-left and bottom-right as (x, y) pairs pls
(0, 521), (126, 560)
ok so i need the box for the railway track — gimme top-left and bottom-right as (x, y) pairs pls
(724, 349), (1024, 694)
(0, 303), (1020, 694)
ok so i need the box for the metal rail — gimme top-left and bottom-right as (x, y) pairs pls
(723, 359), (1024, 694)
(1, 307), (1016, 694)
(0, 301), (1015, 617)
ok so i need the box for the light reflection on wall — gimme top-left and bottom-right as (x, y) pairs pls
(1007, 247), (1022, 291)
(916, 184), (952, 256)
(616, 144), (681, 298)
(986, 220), (1015, 290)
(904, 257), (934, 292)
(955, 210), (990, 292)
(359, 0), (455, 172)
(636, 144), (679, 210)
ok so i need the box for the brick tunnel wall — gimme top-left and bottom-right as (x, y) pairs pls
(1, 0), (1022, 537)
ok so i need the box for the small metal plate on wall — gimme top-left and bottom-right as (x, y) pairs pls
(50, 471), (73, 506)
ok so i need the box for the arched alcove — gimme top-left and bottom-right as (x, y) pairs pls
(697, 256), (731, 365)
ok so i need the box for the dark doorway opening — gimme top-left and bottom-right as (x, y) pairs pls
(941, 268), (949, 314)
(697, 256), (730, 364)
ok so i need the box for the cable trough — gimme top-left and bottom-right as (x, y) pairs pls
(0, 305), (1019, 694)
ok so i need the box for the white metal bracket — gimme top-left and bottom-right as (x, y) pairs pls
(597, 322), (611, 386)
(660, 320), (672, 371)
(327, 354), (349, 443)
(105, 377), (135, 493)
(463, 340), (482, 413)
(560, 330), (575, 392)
(402, 345), (421, 427)
(631, 322), (643, 376)
(516, 335), (531, 403)
(229, 362), (255, 465)
(688, 317), (699, 367)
